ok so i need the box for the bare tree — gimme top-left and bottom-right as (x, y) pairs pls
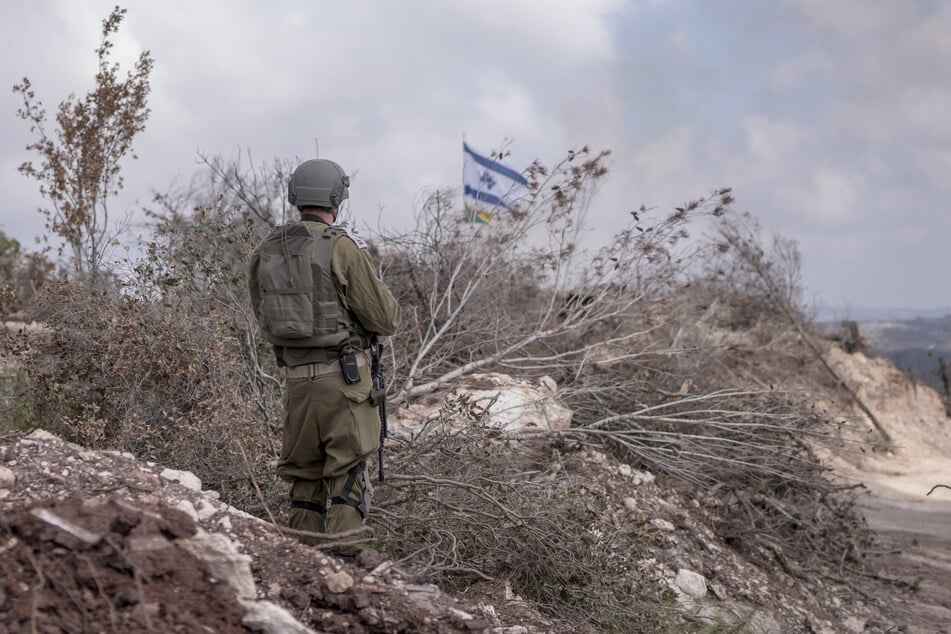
(14, 7), (153, 279)
(376, 147), (733, 405)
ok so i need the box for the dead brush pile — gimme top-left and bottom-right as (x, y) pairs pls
(374, 409), (675, 632)
(553, 212), (876, 585)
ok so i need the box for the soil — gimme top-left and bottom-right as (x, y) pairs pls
(0, 495), (248, 633)
(0, 430), (497, 633)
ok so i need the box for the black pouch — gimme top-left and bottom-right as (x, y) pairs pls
(339, 353), (361, 384)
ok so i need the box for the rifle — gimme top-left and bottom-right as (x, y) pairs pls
(370, 335), (388, 482)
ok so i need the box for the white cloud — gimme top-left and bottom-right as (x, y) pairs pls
(772, 49), (833, 90)
(743, 116), (805, 162)
(795, 168), (860, 226)
(630, 128), (695, 196)
(451, 0), (622, 65)
(787, 0), (912, 39)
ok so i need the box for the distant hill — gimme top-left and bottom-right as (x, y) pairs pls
(815, 305), (951, 322)
(854, 315), (951, 393)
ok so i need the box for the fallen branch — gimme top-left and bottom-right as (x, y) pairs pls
(927, 484), (951, 496)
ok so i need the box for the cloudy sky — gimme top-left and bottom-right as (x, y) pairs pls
(2, 0), (949, 317)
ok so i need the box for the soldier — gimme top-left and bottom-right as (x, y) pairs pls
(248, 159), (401, 552)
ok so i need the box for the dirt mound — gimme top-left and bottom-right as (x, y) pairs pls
(0, 496), (247, 633)
(0, 430), (499, 633)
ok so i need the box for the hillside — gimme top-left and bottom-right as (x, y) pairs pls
(2, 338), (950, 632)
(818, 315), (951, 393)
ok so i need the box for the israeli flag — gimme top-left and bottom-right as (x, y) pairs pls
(463, 142), (528, 224)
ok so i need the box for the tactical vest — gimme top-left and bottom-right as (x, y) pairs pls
(255, 222), (369, 353)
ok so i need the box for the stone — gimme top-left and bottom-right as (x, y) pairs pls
(194, 498), (218, 520)
(623, 497), (638, 512)
(325, 570), (354, 594)
(390, 372), (573, 435)
(127, 535), (172, 552)
(651, 518), (675, 532)
(241, 599), (317, 634)
(160, 468), (203, 491)
(539, 376), (557, 393)
(617, 463), (632, 477)
(174, 500), (199, 522)
(30, 508), (104, 545)
(631, 470), (655, 486)
(27, 429), (58, 442)
(842, 616), (866, 633)
(179, 530), (256, 600)
(674, 568), (707, 598)
(0, 465), (14, 486)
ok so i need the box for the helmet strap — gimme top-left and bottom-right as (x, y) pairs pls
(300, 208), (337, 225)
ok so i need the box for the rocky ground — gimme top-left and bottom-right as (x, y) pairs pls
(0, 343), (949, 632)
(0, 430), (497, 633)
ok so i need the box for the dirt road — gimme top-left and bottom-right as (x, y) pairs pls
(858, 483), (951, 631)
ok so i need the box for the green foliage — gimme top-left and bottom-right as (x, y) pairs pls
(0, 232), (21, 284)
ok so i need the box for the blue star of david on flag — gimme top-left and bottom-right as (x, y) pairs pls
(463, 142), (528, 224)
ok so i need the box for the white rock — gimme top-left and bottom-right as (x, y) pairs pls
(623, 497), (638, 512)
(179, 530), (256, 600)
(160, 468), (202, 491)
(617, 464), (632, 477)
(631, 470), (655, 486)
(325, 570), (354, 594)
(241, 599), (317, 634)
(0, 465), (15, 486)
(194, 498), (218, 520)
(449, 607), (474, 621)
(391, 372), (573, 434)
(174, 500), (199, 522)
(842, 616), (866, 634)
(127, 535), (172, 552)
(27, 429), (58, 442)
(30, 508), (104, 544)
(674, 568), (707, 598)
(651, 518), (675, 532)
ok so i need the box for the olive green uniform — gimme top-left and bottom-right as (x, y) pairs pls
(249, 219), (401, 543)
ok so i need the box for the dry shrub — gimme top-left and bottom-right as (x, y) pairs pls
(552, 210), (875, 578)
(375, 407), (674, 632)
(1, 192), (285, 514)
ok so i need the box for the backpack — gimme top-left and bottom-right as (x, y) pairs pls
(255, 222), (358, 349)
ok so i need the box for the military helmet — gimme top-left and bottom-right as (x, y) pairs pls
(287, 159), (350, 208)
